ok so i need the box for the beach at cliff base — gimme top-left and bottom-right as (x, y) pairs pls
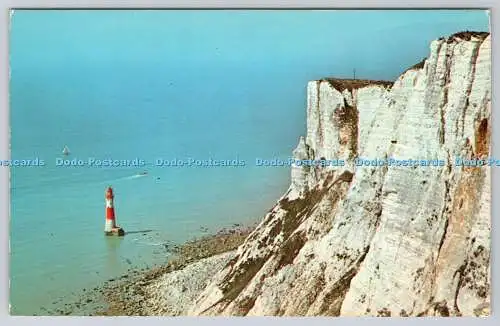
(44, 224), (254, 316)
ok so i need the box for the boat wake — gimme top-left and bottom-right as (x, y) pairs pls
(123, 174), (147, 180)
(115, 173), (149, 181)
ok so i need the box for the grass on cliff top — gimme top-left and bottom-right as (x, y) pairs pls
(444, 31), (490, 43)
(400, 31), (489, 75)
(321, 78), (394, 92)
(323, 31), (489, 90)
(402, 57), (427, 75)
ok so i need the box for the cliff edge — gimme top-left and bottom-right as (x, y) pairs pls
(186, 31), (491, 317)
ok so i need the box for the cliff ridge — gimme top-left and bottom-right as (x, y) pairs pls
(188, 31), (491, 317)
(140, 31), (491, 317)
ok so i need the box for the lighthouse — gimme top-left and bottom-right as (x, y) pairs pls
(104, 186), (125, 236)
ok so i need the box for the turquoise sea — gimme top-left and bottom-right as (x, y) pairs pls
(9, 62), (303, 315)
(8, 10), (489, 315)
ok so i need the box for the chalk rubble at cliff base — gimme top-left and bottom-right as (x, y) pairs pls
(145, 31), (491, 317)
(143, 251), (236, 315)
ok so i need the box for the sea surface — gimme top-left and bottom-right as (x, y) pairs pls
(9, 62), (306, 315)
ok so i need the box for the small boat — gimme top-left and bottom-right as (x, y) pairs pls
(138, 171), (148, 176)
(62, 145), (70, 156)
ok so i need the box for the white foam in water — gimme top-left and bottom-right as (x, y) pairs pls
(122, 174), (147, 180)
(130, 237), (165, 247)
(109, 174), (149, 183)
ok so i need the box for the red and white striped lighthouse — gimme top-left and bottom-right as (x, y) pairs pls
(104, 186), (125, 236)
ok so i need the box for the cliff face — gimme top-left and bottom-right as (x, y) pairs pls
(190, 32), (491, 317)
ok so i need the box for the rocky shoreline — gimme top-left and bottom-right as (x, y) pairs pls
(46, 224), (255, 316)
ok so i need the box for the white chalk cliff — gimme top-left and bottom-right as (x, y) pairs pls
(189, 31), (491, 317)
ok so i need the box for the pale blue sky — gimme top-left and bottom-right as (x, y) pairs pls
(10, 10), (489, 80)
